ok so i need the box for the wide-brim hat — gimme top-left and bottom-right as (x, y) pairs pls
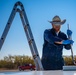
(48, 15), (66, 25)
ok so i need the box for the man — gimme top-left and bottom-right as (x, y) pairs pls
(42, 15), (74, 70)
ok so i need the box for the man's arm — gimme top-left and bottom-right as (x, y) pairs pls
(44, 29), (62, 44)
(44, 29), (73, 49)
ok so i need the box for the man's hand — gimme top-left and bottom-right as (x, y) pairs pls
(55, 40), (74, 45)
(67, 29), (72, 36)
(55, 41), (62, 44)
(62, 40), (74, 45)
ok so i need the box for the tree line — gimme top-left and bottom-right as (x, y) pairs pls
(63, 55), (76, 65)
(0, 55), (76, 69)
(0, 55), (35, 69)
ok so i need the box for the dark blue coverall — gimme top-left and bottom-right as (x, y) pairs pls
(42, 28), (71, 70)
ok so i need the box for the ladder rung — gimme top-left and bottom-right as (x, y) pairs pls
(28, 39), (34, 45)
(1, 38), (4, 40)
(24, 24), (29, 30)
(33, 54), (39, 59)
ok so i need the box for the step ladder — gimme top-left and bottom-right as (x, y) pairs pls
(0, 1), (43, 70)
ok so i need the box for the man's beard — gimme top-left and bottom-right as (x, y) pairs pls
(53, 28), (60, 32)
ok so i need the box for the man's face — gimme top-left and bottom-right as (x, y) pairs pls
(52, 24), (61, 32)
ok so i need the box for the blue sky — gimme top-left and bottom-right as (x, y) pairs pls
(0, 0), (76, 59)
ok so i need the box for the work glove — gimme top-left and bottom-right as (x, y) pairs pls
(62, 40), (74, 45)
(67, 29), (72, 36)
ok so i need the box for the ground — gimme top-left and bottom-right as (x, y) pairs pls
(0, 70), (76, 75)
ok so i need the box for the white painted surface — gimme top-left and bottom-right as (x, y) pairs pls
(0, 71), (76, 75)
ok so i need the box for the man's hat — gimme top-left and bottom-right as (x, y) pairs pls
(48, 15), (66, 25)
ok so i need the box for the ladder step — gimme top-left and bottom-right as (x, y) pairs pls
(33, 54), (39, 59)
(28, 39), (34, 45)
(24, 25), (28, 30)
(1, 38), (4, 40)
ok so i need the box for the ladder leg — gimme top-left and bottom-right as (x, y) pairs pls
(19, 9), (43, 70)
(0, 5), (17, 50)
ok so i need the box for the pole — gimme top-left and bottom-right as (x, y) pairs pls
(67, 24), (76, 65)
